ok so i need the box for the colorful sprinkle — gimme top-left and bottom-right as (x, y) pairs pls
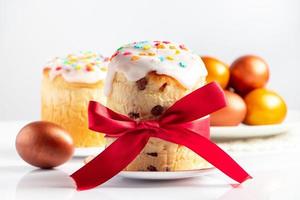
(147, 52), (156, 56)
(131, 56), (140, 61)
(179, 44), (188, 50)
(143, 45), (151, 50)
(123, 52), (132, 56)
(100, 67), (107, 72)
(158, 56), (165, 62)
(46, 51), (108, 79)
(106, 41), (194, 75)
(179, 61), (187, 68)
(86, 65), (94, 71)
(134, 44), (143, 49)
(111, 51), (119, 60)
(156, 44), (166, 49)
(68, 55), (78, 62)
(166, 56), (174, 61)
(63, 60), (70, 65)
(74, 65), (81, 70)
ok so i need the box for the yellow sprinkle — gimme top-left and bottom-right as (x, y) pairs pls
(147, 52), (156, 56)
(68, 54), (77, 60)
(100, 67), (107, 72)
(169, 46), (176, 49)
(74, 65), (81, 70)
(131, 56), (140, 61)
(166, 56), (174, 61)
(139, 52), (147, 56)
(175, 50), (180, 54)
(143, 45), (151, 50)
(69, 58), (78, 63)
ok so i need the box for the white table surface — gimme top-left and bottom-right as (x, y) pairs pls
(1, 116), (300, 200)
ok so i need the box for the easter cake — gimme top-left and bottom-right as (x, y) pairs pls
(42, 51), (108, 147)
(105, 41), (210, 171)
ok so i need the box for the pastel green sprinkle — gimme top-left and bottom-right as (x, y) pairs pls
(134, 44), (143, 49)
(159, 56), (165, 62)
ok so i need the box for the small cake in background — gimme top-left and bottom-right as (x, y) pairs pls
(105, 41), (209, 171)
(41, 51), (108, 147)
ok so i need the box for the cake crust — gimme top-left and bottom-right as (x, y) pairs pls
(42, 69), (106, 147)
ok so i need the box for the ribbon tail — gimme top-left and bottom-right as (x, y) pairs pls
(157, 129), (252, 183)
(71, 131), (150, 190)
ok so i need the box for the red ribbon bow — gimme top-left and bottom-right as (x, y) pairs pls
(71, 82), (251, 190)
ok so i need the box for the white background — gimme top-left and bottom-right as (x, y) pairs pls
(0, 0), (299, 120)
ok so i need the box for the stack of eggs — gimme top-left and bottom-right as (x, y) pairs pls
(202, 55), (287, 126)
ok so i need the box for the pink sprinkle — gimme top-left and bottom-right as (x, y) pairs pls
(179, 44), (187, 50)
(123, 52), (132, 56)
(110, 51), (119, 60)
(56, 66), (62, 71)
(163, 41), (170, 44)
(104, 57), (109, 62)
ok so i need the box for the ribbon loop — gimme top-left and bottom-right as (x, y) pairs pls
(88, 101), (136, 136)
(160, 82), (227, 125)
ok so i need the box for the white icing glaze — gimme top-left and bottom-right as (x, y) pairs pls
(104, 41), (207, 95)
(44, 51), (109, 84)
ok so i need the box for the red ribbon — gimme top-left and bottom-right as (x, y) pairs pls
(71, 82), (251, 190)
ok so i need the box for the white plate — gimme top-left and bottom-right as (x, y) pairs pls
(210, 111), (300, 139)
(74, 147), (104, 157)
(210, 123), (294, 139)
(119, 168), (214, 180)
